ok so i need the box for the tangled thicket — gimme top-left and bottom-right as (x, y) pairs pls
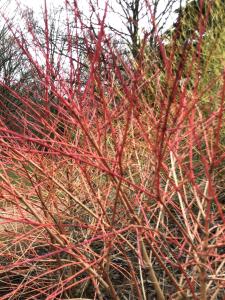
(0, 0), (224, 299)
